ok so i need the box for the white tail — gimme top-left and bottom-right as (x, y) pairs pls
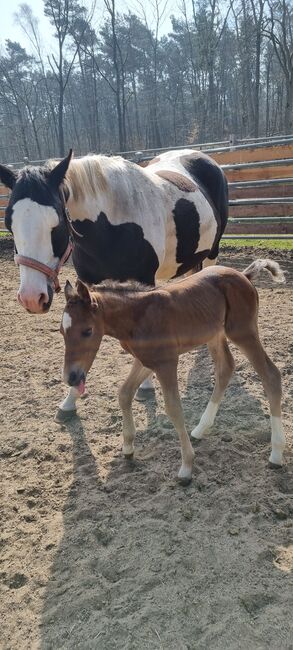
(243, 258), (286, 284)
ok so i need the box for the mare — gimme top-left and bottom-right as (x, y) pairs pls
(0, 148), (227, 313)
(60, 259), (286, 484)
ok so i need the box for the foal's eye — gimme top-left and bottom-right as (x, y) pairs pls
(81, 328), (93, 338)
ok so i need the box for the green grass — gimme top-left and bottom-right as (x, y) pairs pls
(1, 229), (292, 251)
(221, 238), (293, 251)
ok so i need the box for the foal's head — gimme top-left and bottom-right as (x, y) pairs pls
(61, 280), (103, 394)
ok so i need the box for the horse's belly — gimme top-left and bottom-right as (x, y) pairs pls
(156, 216), (179, 280)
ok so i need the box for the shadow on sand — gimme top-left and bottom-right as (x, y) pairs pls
(40, 344), (289, 649)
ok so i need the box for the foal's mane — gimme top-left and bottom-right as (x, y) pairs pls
(66, 280), (154, 309)
(92, 279), (154, 294)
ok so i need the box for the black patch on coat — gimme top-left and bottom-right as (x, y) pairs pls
(71, 212), (159, 286)
(5, 167), (70, 261)
(180, 152), (228, 259)
(172, 198), (209, 277)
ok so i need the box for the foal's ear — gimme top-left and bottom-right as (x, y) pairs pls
(0, 164), (18, 190)
(76, 279), (92, 306)
(48, 149), (73, 188)
(64, 280), (76, 302)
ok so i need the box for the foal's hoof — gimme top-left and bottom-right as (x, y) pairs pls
(191, 425), (209, 440)
(268, 461), (283, 470)
(178, 475), (192, 487)
(135, 387), (156, 402)
(54, 408), (77, 423)
(124, 452), (134, 460)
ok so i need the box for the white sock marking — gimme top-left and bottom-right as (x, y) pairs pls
(269, 416), (285, 465)
(60, 386), (79, 411)
(191, 400), (219, 439)
(139, 376), (154, 390)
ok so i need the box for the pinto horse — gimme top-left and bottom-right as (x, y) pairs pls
(0, 148), (228, 314)
(60, 259), (286, 484)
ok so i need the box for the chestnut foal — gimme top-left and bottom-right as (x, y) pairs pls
(60, 259), (286, 484)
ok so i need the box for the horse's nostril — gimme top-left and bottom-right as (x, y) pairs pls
(39, 292), (48, 307)
(68, 371), (77, 385)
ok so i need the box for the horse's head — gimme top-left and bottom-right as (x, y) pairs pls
(0, 150), (72, 313)
(61, 280), (103, 394)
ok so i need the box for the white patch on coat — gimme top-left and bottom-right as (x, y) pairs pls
(11, 198), (59, 298)
(62, 311), (72, 332)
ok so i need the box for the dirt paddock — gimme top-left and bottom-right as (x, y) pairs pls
(1, 239), (293, 650)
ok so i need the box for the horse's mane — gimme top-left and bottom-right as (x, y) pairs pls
(47, 154), (117, 201)
(92, 279), (154, 294)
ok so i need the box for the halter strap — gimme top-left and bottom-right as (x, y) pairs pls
(14, 241), (73, 293)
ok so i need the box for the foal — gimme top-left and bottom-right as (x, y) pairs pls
(61, 260), (286, 484)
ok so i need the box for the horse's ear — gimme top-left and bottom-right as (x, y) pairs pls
(0, 164), (18, 190)
(48, 149), (73, 188)
(64, 280), (76, 302)
(76, 279), (91, 306)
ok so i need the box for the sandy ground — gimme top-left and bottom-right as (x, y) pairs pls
(0, 240), (293, 650)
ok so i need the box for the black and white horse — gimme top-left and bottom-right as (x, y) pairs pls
(0, 148), (228, 412)
(1, 148), (228, 311)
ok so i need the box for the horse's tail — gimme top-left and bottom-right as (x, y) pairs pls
(243, 258), (285, 284)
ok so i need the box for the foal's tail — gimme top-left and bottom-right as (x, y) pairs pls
(243, 258), (286, 284)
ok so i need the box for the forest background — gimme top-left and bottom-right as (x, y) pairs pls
(0, 0), (292, 163)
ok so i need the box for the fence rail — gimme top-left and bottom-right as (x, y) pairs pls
(1, 136), (293, 240)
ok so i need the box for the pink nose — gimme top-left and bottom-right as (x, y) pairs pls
(17, 290), (49, 313)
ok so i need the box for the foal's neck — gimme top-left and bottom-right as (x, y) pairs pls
(95, 290), (149, 341)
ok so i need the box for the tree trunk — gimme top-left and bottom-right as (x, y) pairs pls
(284, 75), (293, 134)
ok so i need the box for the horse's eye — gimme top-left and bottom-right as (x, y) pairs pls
(81, 328), (93, 338)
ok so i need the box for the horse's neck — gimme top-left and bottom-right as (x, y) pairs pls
(97, 291), (147, 341)
(66, 158), (157, 222)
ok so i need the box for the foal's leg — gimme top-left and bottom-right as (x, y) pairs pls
(191, 336), (235, 439)
(156, 362), (195, 484)
(229, 331), (285, 466)
(119, 359), (152, 458)
(55, 386), (81, 421)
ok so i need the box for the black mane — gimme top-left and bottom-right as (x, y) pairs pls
(5, 165), (63, 232)
(11, 166), (57, 205)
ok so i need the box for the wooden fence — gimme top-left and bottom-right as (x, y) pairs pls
(1, 136), (293, 238)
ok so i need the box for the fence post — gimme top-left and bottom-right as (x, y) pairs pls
(229, 133), (236, 149)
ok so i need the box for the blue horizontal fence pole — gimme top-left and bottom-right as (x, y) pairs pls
(228, 216), (293, 223)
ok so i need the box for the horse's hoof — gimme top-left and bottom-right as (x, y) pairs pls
(123, 451), (134, 460)
(268, 461), (283, 470)
(135, 387), (156, 402)
(54, 408), (77, 422)
(178, 475), (192, 487)
(191, 425), (209, 440)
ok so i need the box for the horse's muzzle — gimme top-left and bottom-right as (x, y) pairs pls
(42, 285), (54, 312)
(67, 369), (86, 387)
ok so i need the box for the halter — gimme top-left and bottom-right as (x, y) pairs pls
(14, 242), (73, 293)
(14, 191), (77, 294)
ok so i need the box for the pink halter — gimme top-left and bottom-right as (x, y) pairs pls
(14, 241), (73, 293)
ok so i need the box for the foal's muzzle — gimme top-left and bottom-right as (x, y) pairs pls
(68, 369), (86, 387)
